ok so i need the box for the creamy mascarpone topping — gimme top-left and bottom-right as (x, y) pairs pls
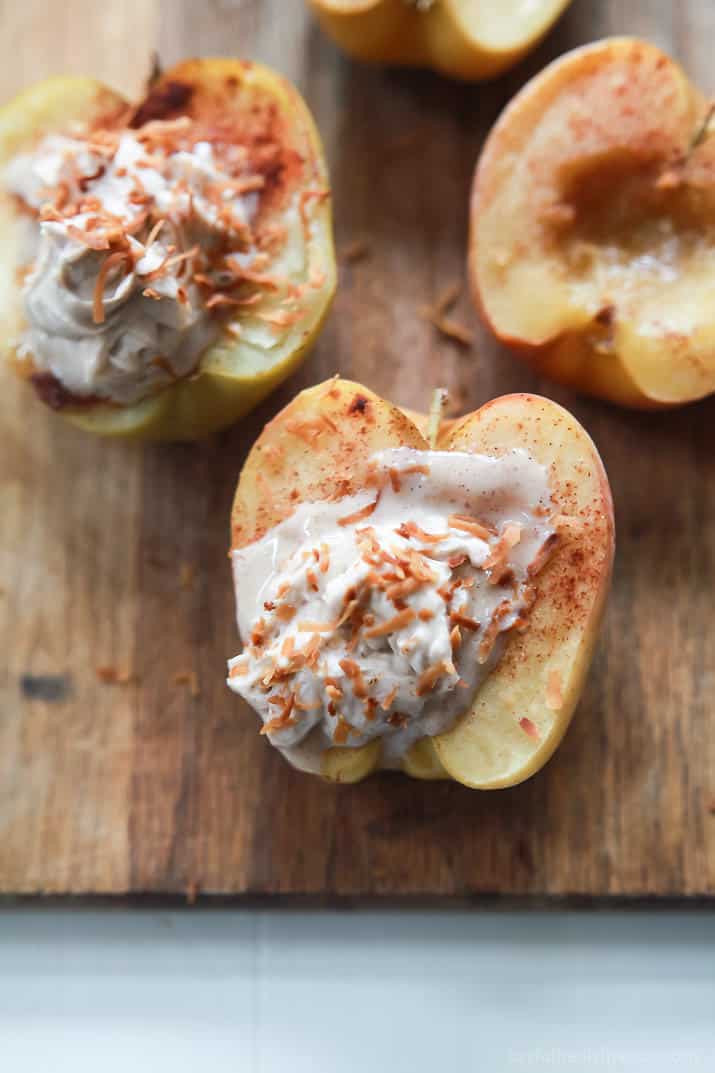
(228, 447), (556, 772)
(3, 117), (313, 405)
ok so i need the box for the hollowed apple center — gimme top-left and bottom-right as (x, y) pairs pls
(549, 149), (715, 338)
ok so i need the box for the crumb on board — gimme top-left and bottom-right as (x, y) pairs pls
(96, 665), (136, 685)
(340, 237), (370, 264)
(174, 669), (200, 697)
(179, 561), (196, 590)
(186, 880), (200, 905)
(420, 281), (474, 348)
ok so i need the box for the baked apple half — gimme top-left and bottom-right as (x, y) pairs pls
(228, 378), (614, 789)
(0, 59), (335, 439)
(308, 0), (572, 82)
(471, 37), (715, 408)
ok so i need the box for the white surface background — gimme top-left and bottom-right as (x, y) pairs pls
(1, 909), (713, 1071)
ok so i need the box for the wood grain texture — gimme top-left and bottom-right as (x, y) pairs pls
(0, 0), (714, 898)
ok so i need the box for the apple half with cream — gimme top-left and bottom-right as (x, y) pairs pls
(228, 378), (614, 788)
(0, 59), (335, 439)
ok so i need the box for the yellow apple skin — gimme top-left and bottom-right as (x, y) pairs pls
(433, 393), (614, 788)
(307, 0), (572, 82)
(231, 378), (614, 789)
(0, 60), (336, 440)
(470, 37), (715, 409)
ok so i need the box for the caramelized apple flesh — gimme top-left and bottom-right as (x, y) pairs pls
(471, 37), (715, 408)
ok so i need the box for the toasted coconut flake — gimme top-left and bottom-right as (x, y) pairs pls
(261, 693), (296, 735)
(381, 685), (399, 710)
(387, 711), (409, 729)
(450, 611), (480, 631)
(528, 532), (560, 577)
(365, 697), (378, 721)
(93, 250), (131, 325)
(448, 513), (493, 541)
(400, 463), (431, 479)
(385, 577), (421, 602)
(416, 659), (451, 697)
(332, 715), (351, 745)
(275, 603), (296, 622)
(281, 635), (295, 660)
(396, 521), (447, 544)
(363, 608), (416, 639)
(297, 618), (335, 633)
(478, 601), (511, 664)
(417, 608), (434, 622)
(298, 187), (330, 239)
(338, 500), (378, 527)
(450, 624), (462, 650)
(339, 657), (368, 698)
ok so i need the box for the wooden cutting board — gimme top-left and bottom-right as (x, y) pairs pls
(1, 0), (714, 900)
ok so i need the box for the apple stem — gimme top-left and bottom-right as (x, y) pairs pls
(428, 388), (448, 449)
(689, 100), (715, 154)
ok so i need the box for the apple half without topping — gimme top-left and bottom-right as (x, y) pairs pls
(0, 59), (336, 440)
(307, 0), (572, 83)
(470, 37), (715, 409)
(230, 378), (614, 788)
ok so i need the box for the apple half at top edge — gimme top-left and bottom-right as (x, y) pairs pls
(469, 37), (715, 409)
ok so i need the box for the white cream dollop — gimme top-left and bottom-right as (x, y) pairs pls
(4, 130), (259, 404)
(228, 447), (556, 772)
